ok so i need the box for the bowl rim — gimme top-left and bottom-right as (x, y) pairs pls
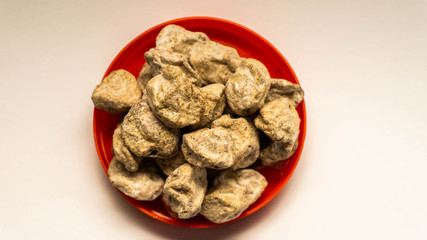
(93, 16), (306, 228)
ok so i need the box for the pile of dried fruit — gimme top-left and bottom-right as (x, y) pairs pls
(92, 25), (304, 223)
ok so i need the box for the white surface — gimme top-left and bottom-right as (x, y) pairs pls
(1, 0), (426, 239)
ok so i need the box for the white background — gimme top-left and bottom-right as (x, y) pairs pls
(1, 0), (426, 239)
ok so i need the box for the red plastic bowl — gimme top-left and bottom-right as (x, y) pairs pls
(93, 17), (306, 228)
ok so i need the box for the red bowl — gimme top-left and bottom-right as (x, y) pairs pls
(93, 16), (306, 228)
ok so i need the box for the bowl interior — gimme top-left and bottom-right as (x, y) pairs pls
(93, 17), (306, 228)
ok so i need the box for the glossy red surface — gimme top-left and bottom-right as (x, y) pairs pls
(93, 17), (306, 228)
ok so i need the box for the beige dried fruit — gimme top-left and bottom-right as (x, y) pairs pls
(189, 41), (241, 85)
(121, 98), (180, 158)
(211, 115), (259, 170)
(146, 65), (205, 128)
(200, 169), (267, 223)
(108, 158), (164, 201)
(163, 163), (208, 219)
(254, 98), (300, 143)
(265, 78), (304, 107)
(99, 25), (306, 223)
(190, 83), (226, 129)
(225, 58), (271, 116)
(155, 151), (187, 176)
(260, 141), (298, 166)
(182, 127), (236, 169)
(137, 63), (153, 92)
(92, 69), (141, 113)
(145, 47), (202, 86)
(156, 24), (209, 55)
(112, 123), (142, 172)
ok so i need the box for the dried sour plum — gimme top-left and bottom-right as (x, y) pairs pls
(108, 158), (164, 201)
(265, 78), (304, 107)
(92, 69), (141, 113)
(189, 41), (241, 85)
(225, 58), (271, 116)
(112, 123), (142, 172)
(254, 98), (300, 143)
(121, 98), (180, 158)
(211, 115), (259, 170)
(145, 66), (205, 128)
(200, 169), (267, 223)
(163, 163), (207, 219)
(156, 24), (209, 55)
